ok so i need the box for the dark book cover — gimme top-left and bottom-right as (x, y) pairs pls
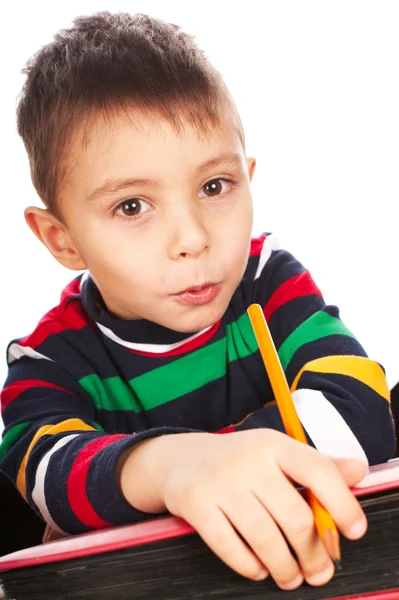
(0, 460), (398, 600)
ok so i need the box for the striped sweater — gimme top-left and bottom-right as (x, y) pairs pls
(0, 233), (395, 536)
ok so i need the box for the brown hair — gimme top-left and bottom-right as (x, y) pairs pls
(17, 12), (244, 220)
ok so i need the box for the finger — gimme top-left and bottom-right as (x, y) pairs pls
(333, 457), (368, 486)
(222, 491), (304, 590)
(276, 441), (367, 540)
(253, 467), (335, 587)
(190, 507), (269, 582)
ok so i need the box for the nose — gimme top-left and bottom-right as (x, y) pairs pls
(167, 204), (211, 260)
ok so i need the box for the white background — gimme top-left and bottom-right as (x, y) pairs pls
(0, 1), (398, 435)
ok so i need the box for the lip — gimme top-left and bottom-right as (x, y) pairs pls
(177, 282), (217, 294)
(173, 282), (222, 306)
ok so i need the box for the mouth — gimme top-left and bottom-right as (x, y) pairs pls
(176, 282), (217, 295)
(173, 282), (222, 306)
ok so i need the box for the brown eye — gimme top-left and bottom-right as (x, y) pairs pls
(115, 198), (151, 219)
(199, 178), (230, 198)
(121, 200), (141, 216)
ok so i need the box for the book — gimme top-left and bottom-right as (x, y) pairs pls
(0, 458), (398, 600)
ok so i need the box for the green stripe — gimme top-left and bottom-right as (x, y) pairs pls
(278, 310), (356, 371)
(0, 422), (32, 461)
(91, 421), (105, 432)
(79, 313), (258, 411)
(227, 314), (258, 361)
(79, 375), (143, 412)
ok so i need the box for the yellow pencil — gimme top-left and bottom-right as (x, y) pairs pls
(247, 303), (341, 568)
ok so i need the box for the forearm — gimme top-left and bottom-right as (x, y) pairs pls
(118, 432), (212, 513)
(118, 436), (169, 513)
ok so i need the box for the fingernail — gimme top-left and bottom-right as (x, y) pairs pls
(255, 568), (269, 581)
(307, 565), (334, 586)
(349, 518), (367, 539)
(280, 573), (304, 590)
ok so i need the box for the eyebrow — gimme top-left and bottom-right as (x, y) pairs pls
(86, 152), (243, 203)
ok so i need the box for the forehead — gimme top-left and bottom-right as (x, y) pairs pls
(69, 105), (244, 176)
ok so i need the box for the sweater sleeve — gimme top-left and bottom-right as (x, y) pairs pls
(0, 352), (194, 535)
(225, 234), (396, 466)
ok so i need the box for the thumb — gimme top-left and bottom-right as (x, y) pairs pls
(333, 457), (368, 487)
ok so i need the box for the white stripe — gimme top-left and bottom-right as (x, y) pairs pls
(254, 233), (281, 280)
(8, 343), (53, 365)
(31, 434), (79, 535)
(79, 270), (90, 291)
(96, 322), (213, 354)
(291, 388), (369, 465)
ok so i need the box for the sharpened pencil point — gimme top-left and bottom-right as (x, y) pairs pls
(333, 559), (342, 571)
(323, 529), (341, 565)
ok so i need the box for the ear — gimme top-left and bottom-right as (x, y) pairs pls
(247, 157), (256, 182)
(24, 206), (87, 271)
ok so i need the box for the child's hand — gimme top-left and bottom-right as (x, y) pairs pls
(159, 430), (367, 589)
(120, 429), (367, 590)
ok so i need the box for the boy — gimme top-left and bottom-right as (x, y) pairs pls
(0, 11), (395, 592)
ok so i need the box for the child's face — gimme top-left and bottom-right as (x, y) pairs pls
(57, 108), (255, 333)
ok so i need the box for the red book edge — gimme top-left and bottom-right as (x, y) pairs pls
(0, 458), (398, 573)
(325, 589), (399, 600)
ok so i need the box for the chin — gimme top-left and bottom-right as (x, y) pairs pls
(172, 305), (227, 334)
(172, 321), (215, 334)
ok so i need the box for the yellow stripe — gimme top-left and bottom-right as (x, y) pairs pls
(17, 418), (96, 499)
(290, 355), (390, 401)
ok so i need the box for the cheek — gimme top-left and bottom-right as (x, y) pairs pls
(72, 220), (133, 269)
(228, 194), (253, 236)
(227, 220), (253, 273)
(221, 202), (253, 249)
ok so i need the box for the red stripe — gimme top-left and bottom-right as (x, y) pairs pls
(217, 426), (236, 434)
(1, 380), (76, 412)
(63, 298), (92, 330)
(60, 277), (82, 303)
(67, 435), (127, 529)
(249, 233), (267, 257)
(127, 320), (221, 358)
(20, 299), (90, 350)
(264, 271), (322, 322)
(19, 312), (71, 348)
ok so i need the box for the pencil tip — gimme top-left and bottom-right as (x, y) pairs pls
(333, 559), (342, 571)
(323, 529), (341, 565)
